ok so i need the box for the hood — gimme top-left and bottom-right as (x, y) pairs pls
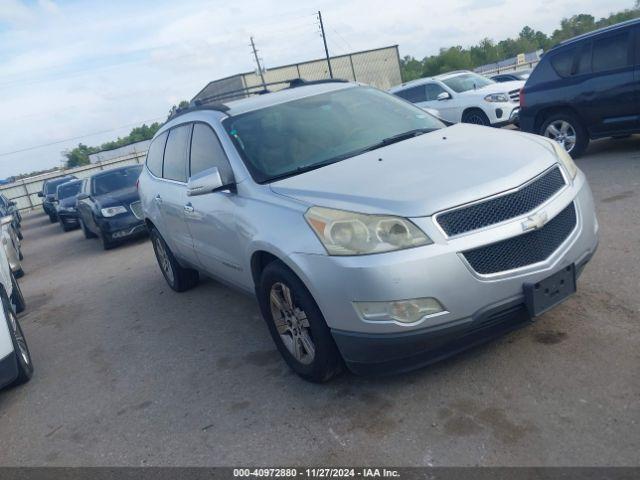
(94, 186), (140, 208)
(59, 196), (78, 208)
(270, 124), (558, 217)
(460, 80), (524, 96)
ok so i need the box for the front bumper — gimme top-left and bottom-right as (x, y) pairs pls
(58, 210), (79, 224)
(488, 103), (519, 127)
(289, 170), (598, 374)
(97, 214), (146, 241)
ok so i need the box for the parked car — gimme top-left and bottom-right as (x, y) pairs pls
(0, 216), (23, 278)
(76, 165), (145, 250)
(389, 70), (524, 127)
(0, 194), (21, 227)
(55, 179), (84, 232)
(0, 200), (22, 241)
(519, 18), (640, 157)
(491, 69), (532, 82)
(138, 80), (598, 382)
(0, 237), (31, 390)
(39, 175), (77, 223)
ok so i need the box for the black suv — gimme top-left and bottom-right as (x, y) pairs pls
(39, 175), (77, 223)
(520, 19), (640, 157)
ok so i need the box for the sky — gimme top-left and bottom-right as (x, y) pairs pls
(0, 0), (634, 178)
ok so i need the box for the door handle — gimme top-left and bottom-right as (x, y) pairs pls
(183, 203), (194, 214)
(154, 194), (163, 204)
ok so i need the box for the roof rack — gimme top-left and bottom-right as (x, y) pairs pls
(170, 77), (349, 121)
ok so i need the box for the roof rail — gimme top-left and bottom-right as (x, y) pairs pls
(167, 102), (230, 121)
(194, 77), (349, 105)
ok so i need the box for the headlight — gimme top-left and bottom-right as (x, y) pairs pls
(484, 93), (510, 103)
(100, 206), (127, 217)
(354, 298), (445, 324)
(550, 140), (578, 179)
(304, 206), (432, 256)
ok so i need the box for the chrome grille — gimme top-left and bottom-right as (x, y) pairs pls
(509, 89), (520, 102)
(436, 166), (566, 237)
(462, 202), (577, 275)
(130, 201), (143, 220)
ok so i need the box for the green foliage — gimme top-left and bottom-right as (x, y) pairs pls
(400, 4), (640, 81)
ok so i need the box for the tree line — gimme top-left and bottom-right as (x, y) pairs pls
(400, 3), (640, 81)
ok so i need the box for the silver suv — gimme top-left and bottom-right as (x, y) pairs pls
(138, 80), (598, 382)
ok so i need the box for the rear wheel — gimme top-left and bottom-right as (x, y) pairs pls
(48, 213), (57, 223)
(462, 109), (491, 126)
(3, 289), (33, 386)
(150, 227), (199, 292)
(10, 272), (26, 314)
(540, 112), (588, 158)
(257, 261), (342, 383)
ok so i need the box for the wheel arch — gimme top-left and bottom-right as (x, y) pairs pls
(534, 105), (583, 134)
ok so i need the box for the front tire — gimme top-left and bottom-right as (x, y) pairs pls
(149, 227), (199, 292)
(540, 112), (588, 158)
(10, 272), (26, 314)
(80, 218), (97, 239)
(462, 109), (491, 126)
(3, 289), (33, 386)
(257, 261), (343, 383)
(48, 213), (57, 223)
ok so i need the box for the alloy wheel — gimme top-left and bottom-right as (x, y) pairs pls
(544, 120), (576, 153)
(269, 282), (315, 365)
(154, 237), (174, 285)
(8, 309), (30, 367)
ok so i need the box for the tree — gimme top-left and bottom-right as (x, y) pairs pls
(167, 100), (190, 120)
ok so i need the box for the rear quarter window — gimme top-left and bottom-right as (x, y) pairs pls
(146, 131), (168, 178)
(550, 47), (577, 77)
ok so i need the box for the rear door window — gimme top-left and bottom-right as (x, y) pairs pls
(592, 31), (630, 73)
(163, 125), (192, 182)
(576, 42), (592, 75)
(395, 85), (427, 103)
(146, 131), (168, 178)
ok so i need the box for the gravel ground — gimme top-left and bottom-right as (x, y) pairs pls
(0, 136), (638, 467)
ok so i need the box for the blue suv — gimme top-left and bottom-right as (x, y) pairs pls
(520, 19), (640, 157)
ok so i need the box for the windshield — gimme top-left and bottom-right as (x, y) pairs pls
(57, 182), (81, 199)
(441, 73), (495, 93)
(45, 178), (72, 194)
(223, 86), (444, 183)
(92, 166), (142, 195)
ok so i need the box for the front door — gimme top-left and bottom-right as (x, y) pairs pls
(184, 123), (246, 288)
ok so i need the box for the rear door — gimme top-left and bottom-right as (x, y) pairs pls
(183, 123), (245, 287)
(580, 28), (637, 136)
(156, 124), (197, 263)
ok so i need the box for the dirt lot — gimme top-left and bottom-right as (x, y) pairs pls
(0, 137), (638, 467)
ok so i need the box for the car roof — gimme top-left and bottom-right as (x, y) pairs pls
(222, 81), (356, 116)
(552, 18), (640, 51)
(433, 70), (475, 80)
(57, 179), (82, 186)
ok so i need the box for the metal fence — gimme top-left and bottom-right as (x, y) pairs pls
(474, 50), (543, 76)
(192, 45), (403, 103)
(1, 153), (146, 213)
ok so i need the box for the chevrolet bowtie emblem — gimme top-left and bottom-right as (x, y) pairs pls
(522, 211), (549, 232)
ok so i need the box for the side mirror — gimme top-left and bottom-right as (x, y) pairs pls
(0, 216), (12, 226)
(76, 193), (89, 201)
(37, 191), (44, 198)
(437, 92), (452, 101)
(187, 167), (232, 196)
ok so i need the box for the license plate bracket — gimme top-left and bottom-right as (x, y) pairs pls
(524, 264), (576, 317)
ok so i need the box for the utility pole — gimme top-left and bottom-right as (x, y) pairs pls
(250, 36), (266, 89)
(317, 11), (333, 79)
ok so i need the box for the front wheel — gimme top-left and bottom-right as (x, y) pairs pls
(257, 261), (343, 383)
(149, 227), (199, 292)
(540, 112), (589, 158)
(48, 213), (57, 224)
(3, 289), (33, 386)
(80, 217), (97, 239)
(10, 272), (26, 314)
(461, 109), (491, 126)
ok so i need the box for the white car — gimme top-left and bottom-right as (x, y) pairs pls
(0, 231), (30, 390)
(1, 216), (23, 278)
(389, 70), (524, 127)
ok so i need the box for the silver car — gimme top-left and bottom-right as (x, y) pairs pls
(138, 80), (598, 382)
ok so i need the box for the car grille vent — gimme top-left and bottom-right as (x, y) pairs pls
(130, 201), (143, 220)
(462, 202), (577, 275)
(436, 166), (566, 237)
